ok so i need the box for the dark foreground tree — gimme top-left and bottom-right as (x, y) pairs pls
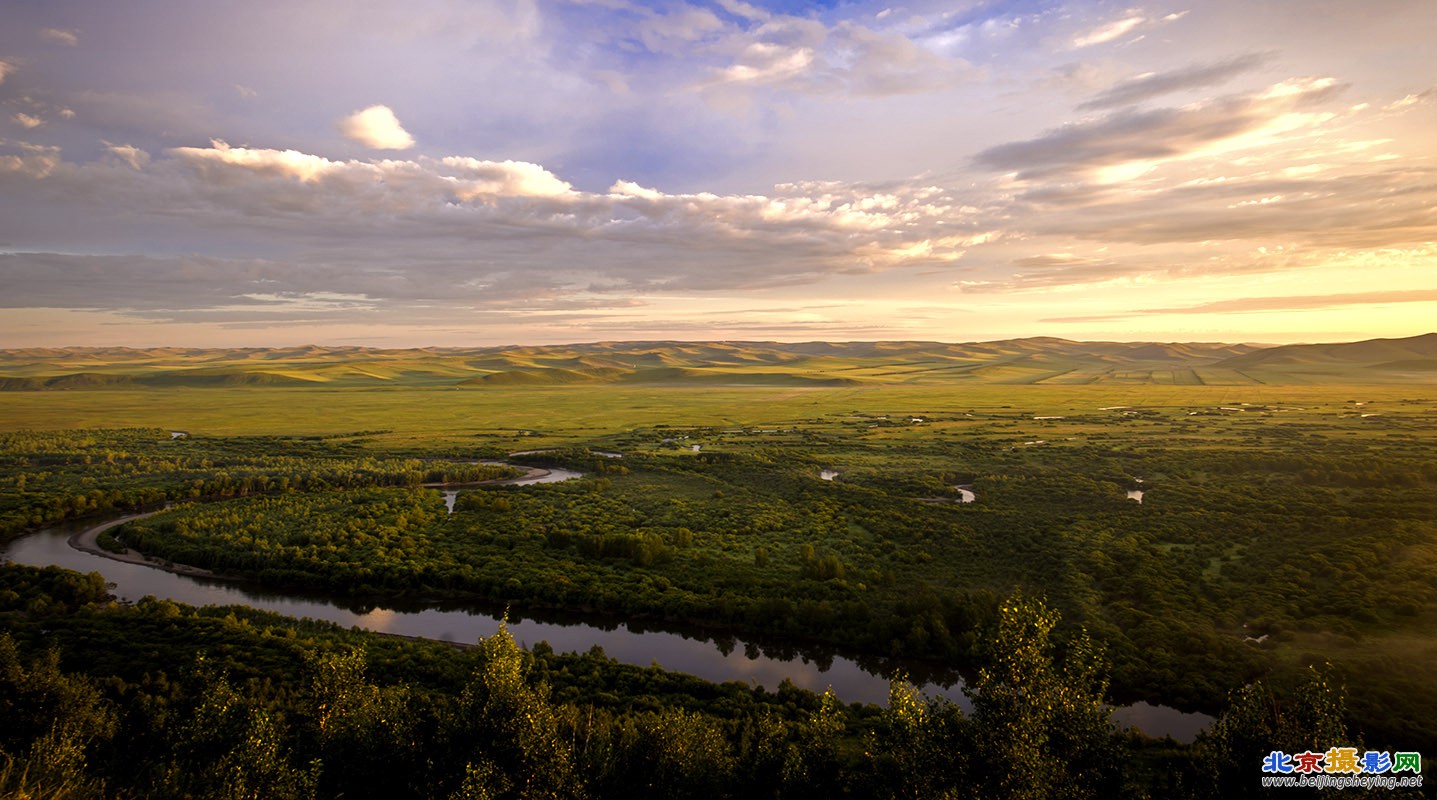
(967, 593), (1124, 800)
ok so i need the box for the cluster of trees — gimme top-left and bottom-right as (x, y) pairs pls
(1, 562), (1363, 799)
(0, 429), (517, 542)
(107, 429), (1437, 747)
(6, 413), (1435, 751)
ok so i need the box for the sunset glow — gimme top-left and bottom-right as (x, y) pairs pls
(1, 0), (1434, 346)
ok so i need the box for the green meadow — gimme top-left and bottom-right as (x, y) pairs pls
(2, 380), (1430, 441)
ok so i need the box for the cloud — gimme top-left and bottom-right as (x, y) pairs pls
(0, 139), (61, 178)
(68, 89), (218, 141)
(102, 141), (150, 170)
(1042, 290), (1437, 323)
(957, 255), (1140, 294)
(0, 139), (977, 323)
(607, 1), (975, 100)
(1078, 53), (1270, 110)
(1056, 167), (1437, 249)
(636, 6), (725, 54)
(12, 112), (43, 129)
(171, 140), (342, 182)
(39, 28), (79, 46)
(438, 156), (575, 198)
(1071, 15), (1144, 48)
(975, 78), (1346, 180)
(1, 0), (1431, 345)
(1384, 89), (1434, 111)
(337, 104), (416, 150)
(697, 20), (972, 98)
(716, 0), (769, 23)
(0, 59), (14, 85)
(235, 84), (258, 98)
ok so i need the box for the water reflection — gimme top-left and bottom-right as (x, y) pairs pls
(3, 512), (1210, 741)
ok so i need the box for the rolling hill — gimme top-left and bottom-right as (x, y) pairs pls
(1215, 333), (1437, 381)
(0, 334), (1432, 389)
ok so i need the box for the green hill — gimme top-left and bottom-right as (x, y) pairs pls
(0, 334), (1432, 389)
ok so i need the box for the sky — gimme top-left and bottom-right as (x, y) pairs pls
(1, 0), (1434, 348)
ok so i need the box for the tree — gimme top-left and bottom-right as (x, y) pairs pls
(308, 647), (419, 799)
(966, 593), (1121, 800)
(164, 656), (316, 800)
(863, 676), (969, 799)
(1200, 665), (1353, 798)
(0, 634), (116, 799)
(446, 622), (581, 799)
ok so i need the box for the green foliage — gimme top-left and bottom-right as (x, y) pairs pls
(162, 657), (318, 800)
(0, 428), (518, 543)
(3, 382), (1437, 779)
(1199, 666), (1354, 798)
(0, 559), (1402, 799)
(444, 623), (582, 799)
(967, 594), (1121, 800)
(0, 633), (117, 799)
(861, 677), (969, 800)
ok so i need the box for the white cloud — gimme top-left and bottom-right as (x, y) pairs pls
(693, 12), (972, 98)
(713, 43), (815, 86)
(717, 0), (769, 22)
(638, 6), (725, 54)
(976, 78), (1347, 180)
(12, 112), (43, 129)
(1071, 15), (1144, 48)
(4, 138), (979, 303)
(1384, 90), (1432, 111)
(39, 27), (79, 46)
(337, 104), (416, 150)
(608, 180), (665, 200)
(102, 141), (150, 170)
(438, 156), (574, 198)
(170, 139), (342, 182)
(0, 139), (61, 178)
(0, 59), (14, 85)
(235, 84), (258, 98)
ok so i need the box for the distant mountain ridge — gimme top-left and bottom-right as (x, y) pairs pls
(1216, 332), (1437, 369)
(2, 334), (1433, 388)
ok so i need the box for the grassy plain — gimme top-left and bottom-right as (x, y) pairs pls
(2, 382), (1429, 442)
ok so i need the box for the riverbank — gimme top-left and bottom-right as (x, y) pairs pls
(418, 464), (554, 487)
(67, 510), (231, 581)
(7, 502), (1214, 740)
(67, 463), (565, 582)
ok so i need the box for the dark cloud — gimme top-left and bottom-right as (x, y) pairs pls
(1077, 53), (1271, 110)
(1052, 168), (1437, 248)
(975, 79), (1347, 179)
(0, 139), (979, 325)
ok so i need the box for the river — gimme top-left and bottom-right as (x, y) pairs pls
(0, 471), (1212, 742)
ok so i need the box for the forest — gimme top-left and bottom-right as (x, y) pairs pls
(0, 562), (1360, 799)
(1, 378), (1434, 797)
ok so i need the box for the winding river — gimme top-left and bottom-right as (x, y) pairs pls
(1, 463), (1212, 742)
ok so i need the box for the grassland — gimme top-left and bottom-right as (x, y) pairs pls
(2, 380), (1431, 442)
